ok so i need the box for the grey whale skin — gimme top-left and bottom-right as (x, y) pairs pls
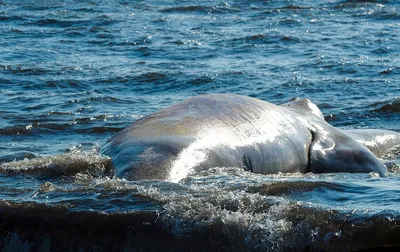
(100, 94), (395, 181)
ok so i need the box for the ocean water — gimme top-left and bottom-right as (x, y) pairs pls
(0, 0), (400, 251)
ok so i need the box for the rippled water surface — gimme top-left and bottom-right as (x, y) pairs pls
(0, 0), (399, 251)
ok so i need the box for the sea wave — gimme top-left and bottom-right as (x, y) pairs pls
(160, 4), (237, 14)
(370, 97), (400, 113)
(0, 148), (111, 178)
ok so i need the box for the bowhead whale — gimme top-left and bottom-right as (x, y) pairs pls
(100, 94), (396, 181)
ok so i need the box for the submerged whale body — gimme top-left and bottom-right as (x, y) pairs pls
(100, 94), (393, 181)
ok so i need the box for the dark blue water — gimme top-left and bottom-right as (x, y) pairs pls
(0, 0), (399, 251)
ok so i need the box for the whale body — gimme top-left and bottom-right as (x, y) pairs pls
(100, 94), (390, 181)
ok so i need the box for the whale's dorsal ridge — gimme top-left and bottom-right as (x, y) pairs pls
(281, 98), (324, 121)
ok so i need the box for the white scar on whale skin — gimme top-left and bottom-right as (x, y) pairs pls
(312, 140), (335, 156)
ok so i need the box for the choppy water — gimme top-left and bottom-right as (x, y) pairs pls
(0, 0), (399, 251)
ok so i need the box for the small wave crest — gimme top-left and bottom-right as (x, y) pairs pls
(370, 97), (400, 113)
(160, 4), (236, 14)
(0, 121), (124, 136)
(246, 180), (342, 196)
(0, 147), (112, 178)
(382, 145), (400, 175)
